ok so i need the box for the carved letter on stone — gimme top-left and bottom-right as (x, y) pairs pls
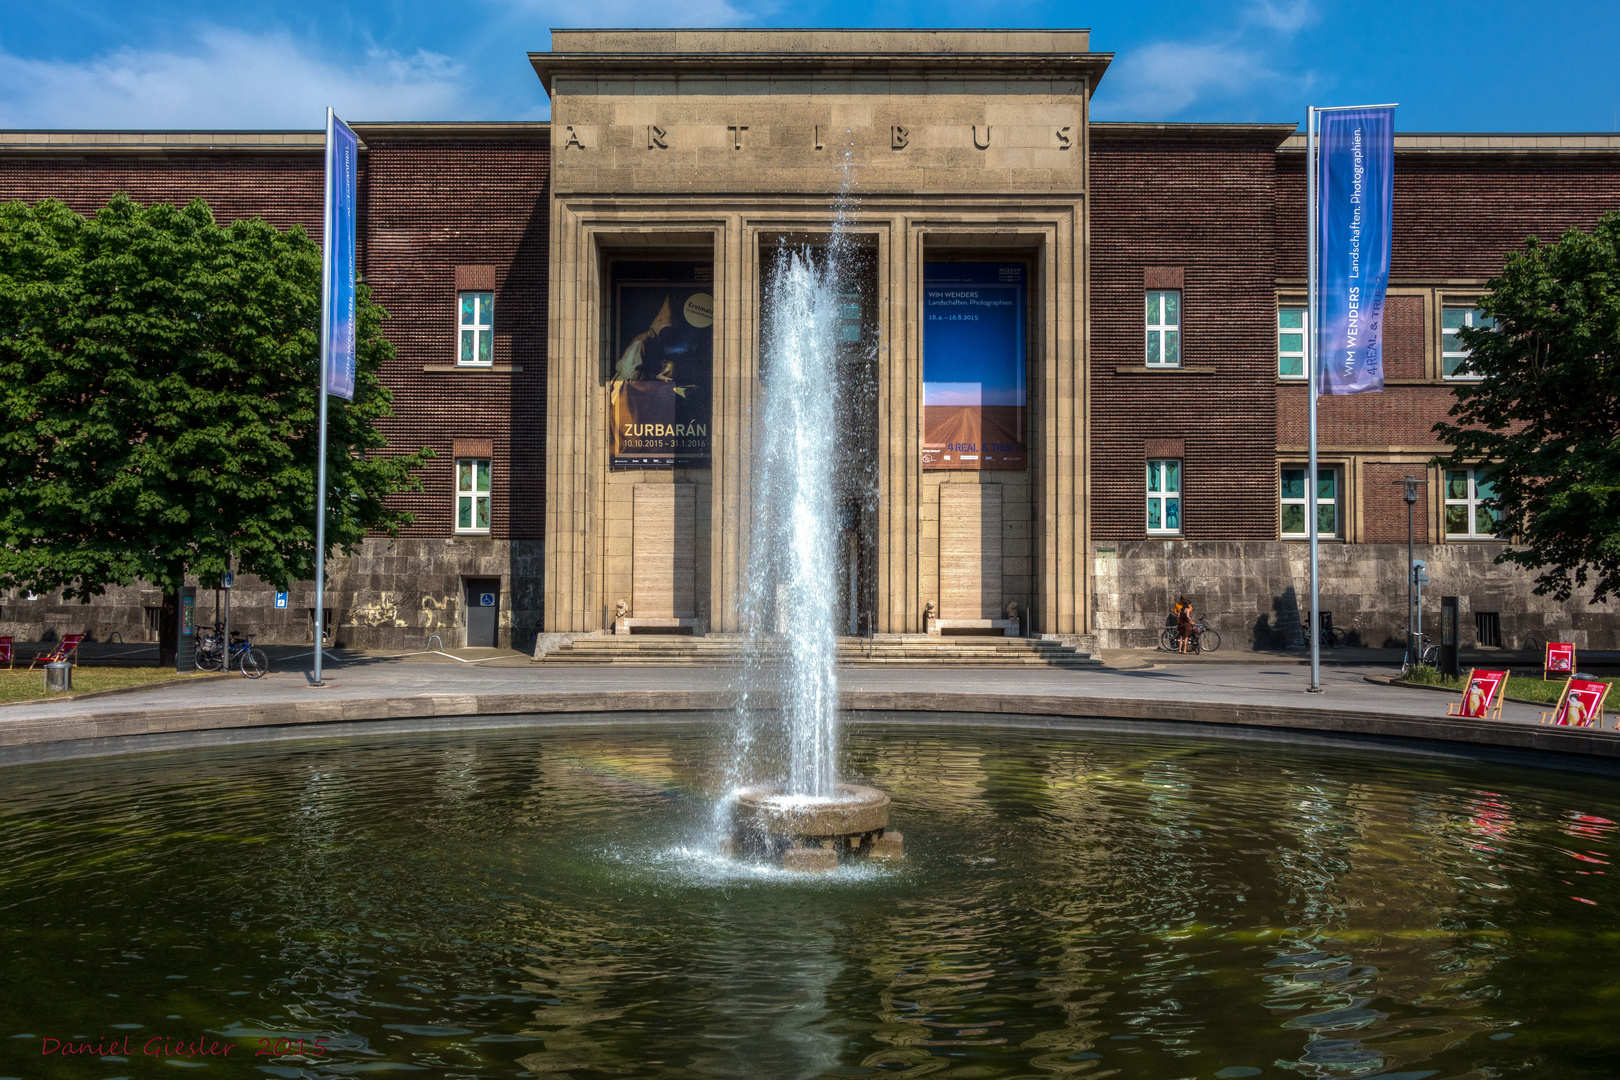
(728, 124), (748, 150)
(564, 126), (585, 150)
(648, 125), (668, 150)
(891, 125), (909, 150)
(1056, 126), (1073, 150)
(973, 125), (991, 150)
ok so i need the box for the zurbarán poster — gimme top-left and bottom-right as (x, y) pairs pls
(922, 263), (1027, 471)
(609, 262), (713, 467)
(1315, 106), (1394, 396)
(322, 108), (358, 400)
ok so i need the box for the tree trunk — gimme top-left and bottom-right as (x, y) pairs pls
(157, 561), (185, 669)
(158, 590), (178, 668)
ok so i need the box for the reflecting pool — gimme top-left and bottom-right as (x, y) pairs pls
(2, 719), (1617, 1078)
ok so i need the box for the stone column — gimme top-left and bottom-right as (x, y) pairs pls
(876, 214), (922, 634)
(709, 215), (752, 632)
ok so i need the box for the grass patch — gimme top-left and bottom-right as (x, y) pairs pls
(1398, 666), (1613, 705)
(0, 666), (214, 704)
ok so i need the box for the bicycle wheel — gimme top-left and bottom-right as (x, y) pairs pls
(1160, 627), (1180, 651)
(1325, 627), (1345, 649)
(240, 647), (269, 679)
(1198, 627), (1221, 652)
(1421, 645), (1439, 667)
(194, 643), (223, 672)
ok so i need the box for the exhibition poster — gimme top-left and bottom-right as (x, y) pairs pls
(922, 263), (1027, 471)
(609, 262), (714, 467)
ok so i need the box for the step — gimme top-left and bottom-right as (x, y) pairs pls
(538, 635), (1101, 666)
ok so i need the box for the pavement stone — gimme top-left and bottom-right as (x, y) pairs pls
(0, 650), (1561, 729)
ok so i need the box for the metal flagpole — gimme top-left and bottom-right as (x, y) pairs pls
(1306, 105), (1322, 693)
(313, 106), (334, 688)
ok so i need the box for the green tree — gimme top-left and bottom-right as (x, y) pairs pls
(1434, 211), (1620, 603)
(0, 194), (431, 661)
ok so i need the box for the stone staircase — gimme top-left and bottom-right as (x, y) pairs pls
(535, 633), (1101, 667)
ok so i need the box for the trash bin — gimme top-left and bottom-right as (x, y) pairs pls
(44, 660), (72, 693)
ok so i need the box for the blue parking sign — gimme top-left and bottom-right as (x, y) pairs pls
(275, 592), (288, 609)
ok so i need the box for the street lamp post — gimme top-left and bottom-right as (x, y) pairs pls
(1399, 475), (1424, 669)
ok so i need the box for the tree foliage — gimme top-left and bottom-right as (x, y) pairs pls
(1434, 211), (1620, 602)
(0, 194), (431, 613)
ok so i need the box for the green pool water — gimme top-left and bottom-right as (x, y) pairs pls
(1, 719), (1617, 1079)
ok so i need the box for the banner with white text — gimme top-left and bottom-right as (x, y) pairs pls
(1315, 106), (1394, 396)
(322, 110), (359, 400)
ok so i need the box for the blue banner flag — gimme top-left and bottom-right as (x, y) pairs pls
(1315, 106), (1394, 396)
(322, 109), (358, 400)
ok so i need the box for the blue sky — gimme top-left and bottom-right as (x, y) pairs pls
(1, 1), (1617, 132)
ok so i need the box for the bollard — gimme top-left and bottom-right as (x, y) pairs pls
(44, 660), (72, 693)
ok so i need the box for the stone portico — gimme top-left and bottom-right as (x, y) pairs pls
(535, 30), (1111, 638)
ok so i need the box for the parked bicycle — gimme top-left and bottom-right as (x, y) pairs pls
(1301, 619), (1345, 649)
(1160, 619), (1221, 654)
(1398, 627), (1439, 674)
(195, 624), (268, 678)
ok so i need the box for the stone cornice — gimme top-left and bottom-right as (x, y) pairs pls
(1093, 122), (1298, 146)
(531, 41), (1113, 98)
(1278, 131), (1620, 156)
(0, 130), (326, 155)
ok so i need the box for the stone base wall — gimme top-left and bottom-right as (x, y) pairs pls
(1092, 540), (1620, 652)
(0, 538), (545, 653)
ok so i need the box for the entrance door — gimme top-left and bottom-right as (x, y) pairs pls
(940, 484), (1002, 619)
(464, 578), (500, 648)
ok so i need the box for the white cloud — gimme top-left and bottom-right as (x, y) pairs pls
(1244, 0), (1317, 34)
(0, 29), (470, 129)
(493, 0), (757, 27)
(1095, 41), (1277, 120)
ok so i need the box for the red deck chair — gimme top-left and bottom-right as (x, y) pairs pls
(1541, 678), (1612, 729)
(1448, 668), (1508, 721)
(0, 635), (12, 669)
(28, 633), (85, 670)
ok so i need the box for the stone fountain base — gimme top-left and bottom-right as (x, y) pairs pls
(731, 784), (903, 871)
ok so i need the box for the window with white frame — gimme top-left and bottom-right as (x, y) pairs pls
(1442, 306), (1493, 379)
(459, 291), (494, 366)
(1146, 290), (1181, 367)
(1146, 459), (1181, 534)
(1278, 305), (1307, 379)
(456, 458), (492, 533)
(1445, 468), (1502, 539)
(1280, 466), (1340, 538)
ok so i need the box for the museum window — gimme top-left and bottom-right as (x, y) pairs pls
(1445, 467), (1502, 539)
(1146, 290), (1181, 367)
(1442, 305), (1492, 380)
(1280, 466), (1340, 539)
(458, 291), (494, 366)
(1146, 459), (1181, 534)
(455, 458), (492, 534)
(1278, 306), (1307, 379)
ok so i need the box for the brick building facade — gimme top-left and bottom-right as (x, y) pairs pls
(2, 31), (1618, 654)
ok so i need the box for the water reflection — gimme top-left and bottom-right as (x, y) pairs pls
(0, 721), (1616, 1078)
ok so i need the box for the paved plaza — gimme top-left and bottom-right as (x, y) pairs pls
(0, 648), (1563, 730)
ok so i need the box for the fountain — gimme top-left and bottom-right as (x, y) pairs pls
(722, 187), (900, 871)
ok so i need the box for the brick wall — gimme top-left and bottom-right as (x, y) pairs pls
(359, 136), (550, 541)
(1277, 384), (1460, 447)
(0, 152), (324, 236)
(1362, 462), (1431, 546)
(1276, 152), (1620, 280)
(1090, 132), (1281, 542)
(1382, 295), (1426, 380)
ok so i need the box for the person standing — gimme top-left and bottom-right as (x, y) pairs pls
(1175, 595), (1194, 654)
